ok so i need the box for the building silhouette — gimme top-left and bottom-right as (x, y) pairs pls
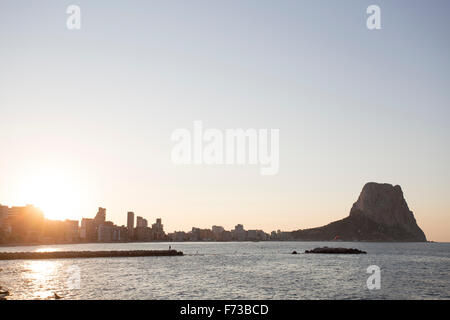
(0, 204), (44, 243)
(1, 202), (276, 244)
(136, 216), (148, 228)
(152, 218), (165, 240)
(94, 207), (106, 225)
(127, 211), (134, 239)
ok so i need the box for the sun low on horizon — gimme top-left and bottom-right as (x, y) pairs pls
(10, 167), (87, 221)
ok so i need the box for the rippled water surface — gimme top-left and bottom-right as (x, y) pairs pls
(0, 242), (449, 299)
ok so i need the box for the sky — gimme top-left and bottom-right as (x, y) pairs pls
(0, 0), (449, 241)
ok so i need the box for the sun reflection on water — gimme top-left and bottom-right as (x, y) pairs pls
(35, 248), (60, 253)
(22, 260), (61, 299)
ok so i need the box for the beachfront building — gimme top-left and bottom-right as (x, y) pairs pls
(127, 211), (134, 239)
(151, 218), (165, 240)
(232, 224), (246, 241)
(0, 204), (44, 243)
(136, 216), (148, 228)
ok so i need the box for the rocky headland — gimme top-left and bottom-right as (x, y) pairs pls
(291, 182), (427, 242)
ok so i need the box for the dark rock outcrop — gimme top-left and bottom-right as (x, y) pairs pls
(305, 247), (366, 254)
(291, 182), (427, 242)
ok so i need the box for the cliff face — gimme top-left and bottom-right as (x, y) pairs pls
(291, 182), (427, 242)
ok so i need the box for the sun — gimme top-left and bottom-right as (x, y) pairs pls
(17, 168), (84, 221)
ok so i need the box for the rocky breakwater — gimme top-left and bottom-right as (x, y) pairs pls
(0, 250), (183, 260)
(305, 247), (366, 254)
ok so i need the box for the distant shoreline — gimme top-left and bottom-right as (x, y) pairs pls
(0, 240), (442, 248)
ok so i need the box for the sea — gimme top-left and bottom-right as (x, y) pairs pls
(0, 241), (449, 300)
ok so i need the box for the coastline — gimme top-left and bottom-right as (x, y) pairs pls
(0, 240), (440, 248)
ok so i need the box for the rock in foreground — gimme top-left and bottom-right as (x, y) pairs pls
(305, 247), (366, 254)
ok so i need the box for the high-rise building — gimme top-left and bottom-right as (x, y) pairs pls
(3, 205), (44, 242)
(151, 218), (165, 240)
(98, 224), (113, 242)
(211, 225), (225, 240)
(94, 207), (106, 224)
(127, 211), (134, 239)
(80, 218), (96, 241)
(0, 205), (8, 228)
(63, 219), (79, 242)
(0, 205), (10, 239)
(212, 225), (225, 234)
(233, 224), (246, 241)
(136, 216), (148, 228)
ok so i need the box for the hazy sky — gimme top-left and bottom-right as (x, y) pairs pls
(0, 0), (449, 241)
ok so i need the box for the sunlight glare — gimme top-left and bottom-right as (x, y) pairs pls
(16, 168), (85, 221)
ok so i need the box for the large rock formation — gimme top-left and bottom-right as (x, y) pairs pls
(291, 182), (427, 242)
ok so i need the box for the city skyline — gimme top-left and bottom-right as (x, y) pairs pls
(1, 1), (449, 241)
(0, 201), (306, 235)
(0, 202), (284, 243)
